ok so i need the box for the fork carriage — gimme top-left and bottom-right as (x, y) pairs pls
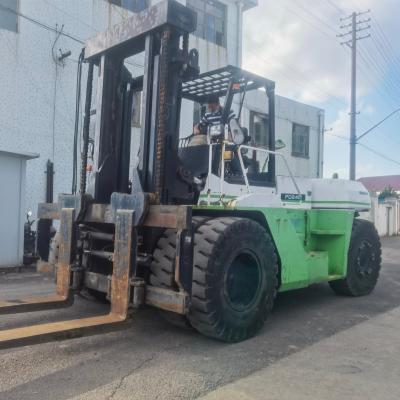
(0, 0), (200, 349)
(0, 198), (195, 348)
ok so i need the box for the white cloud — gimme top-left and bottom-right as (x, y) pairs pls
(329, 108), (350, 139)
(326, 101), (376, 140)
(243, 0), (400, 178)
(242, 0), (397, 107)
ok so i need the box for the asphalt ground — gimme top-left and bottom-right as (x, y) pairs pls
(201, 303), (400, 400)
(0, 237), (399, 400)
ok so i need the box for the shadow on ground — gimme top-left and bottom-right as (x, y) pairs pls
(0, 237), (399, 400)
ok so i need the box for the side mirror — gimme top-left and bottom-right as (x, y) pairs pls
(229, 119), (247, 145)
(275, 139), (286, 150)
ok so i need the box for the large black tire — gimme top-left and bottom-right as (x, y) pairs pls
(149, 229), (178, 289)
(150, 216), (210, 288)
(189, 217), (278, 342)
(329, 219), (381, 296)
(149, 216), (210, 328)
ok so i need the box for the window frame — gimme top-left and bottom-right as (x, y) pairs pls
(187, 0), (227, 48)
(249, 110), (269, 147)
(109, 0), (148, 13)
(291, 122), (310, 159)
(0, 0), (19, 33)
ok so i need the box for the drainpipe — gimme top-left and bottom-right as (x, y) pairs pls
(317, 110), (324, 178)
(236, 1), (243, 67)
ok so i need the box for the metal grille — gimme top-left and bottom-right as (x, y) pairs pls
(182, 65), (274, 103)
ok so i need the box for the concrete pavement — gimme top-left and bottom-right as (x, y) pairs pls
(0, 237), (399, 399)
(201, 305), (400, 400)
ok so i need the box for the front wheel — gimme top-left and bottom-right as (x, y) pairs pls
(329, 219), (381, 296)
(189, 217), (278, 342)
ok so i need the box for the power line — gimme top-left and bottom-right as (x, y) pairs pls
(356, 47), (400, 106)
(287, 2), (376, 129)
(357, 106), (400, 141)
(244, 46), (348, 110)
(292, 2), (340, 36)
(282, 1), (342, 44)
(50, 24), (65, 162)
(325, 131), (400, 166)
(368, 36), (400, 89)
(358, 142), (400, 166)
(42, 0), (100, 34)
(253, 2), (354, 109)
(42, 0), (145, 69)
(0, 3), (84, 44)
(0, 1), (146, 70)
(0, 30), (75, 128)
(325, 131), (348, 140)
(243, 1), (377, 135)
(371, 13), (400, 70)
(324, 0), (345, 15)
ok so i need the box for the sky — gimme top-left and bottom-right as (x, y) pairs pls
(242, 0), (400, 179)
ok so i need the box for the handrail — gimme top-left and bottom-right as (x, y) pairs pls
(238, 145), (301, 195)
(204, 142), (301, 204)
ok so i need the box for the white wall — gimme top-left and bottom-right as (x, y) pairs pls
(360, 196), (400, 236)
(0, 0), (138, 220)
(241, 91), (324, 178)
(0, 152), (27, 266)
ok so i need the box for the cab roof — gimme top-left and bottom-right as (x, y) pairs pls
(182, 65), (275, 103)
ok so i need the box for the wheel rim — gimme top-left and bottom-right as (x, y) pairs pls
(225, 251), (262, 312)
(356, 240), (375, 277)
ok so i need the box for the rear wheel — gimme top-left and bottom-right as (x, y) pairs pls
(329, 219), (381, 296)
(189, 217), (278, 342)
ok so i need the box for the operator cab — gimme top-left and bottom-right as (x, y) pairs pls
(178, 65), (277, 200)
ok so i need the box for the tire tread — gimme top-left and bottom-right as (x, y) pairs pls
(329, 218), (381, 296)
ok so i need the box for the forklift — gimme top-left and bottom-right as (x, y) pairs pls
(0, 0), (381, 348)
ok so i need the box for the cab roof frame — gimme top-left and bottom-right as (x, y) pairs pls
(181, 65), (275, 103)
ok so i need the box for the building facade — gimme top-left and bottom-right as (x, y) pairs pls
(358, 175), (400, 236)
(0, 0), (324, 223)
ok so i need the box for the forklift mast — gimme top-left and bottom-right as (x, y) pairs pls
(0, 0), (199, 349)
(83, 0), (198, 204)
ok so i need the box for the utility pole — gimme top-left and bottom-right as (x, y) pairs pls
(338, 11), (371, 180)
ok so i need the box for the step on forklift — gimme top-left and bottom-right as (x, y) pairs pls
(0, 0), (381, 348)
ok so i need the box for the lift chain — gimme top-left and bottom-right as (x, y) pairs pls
(154, 26), (171, 203)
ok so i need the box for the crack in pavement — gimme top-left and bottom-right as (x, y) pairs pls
(107, 354), (155, 400)
(106, 341), (189, 400)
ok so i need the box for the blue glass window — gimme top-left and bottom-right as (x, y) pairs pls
(109, 0), (148, 13)
(187, 0), (226, 47)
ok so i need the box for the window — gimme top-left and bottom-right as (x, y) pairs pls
(131, 91), (141, 128)
(222, 146), (274, 187)
(193, 102), (207, 125)
(109, 0), (148, 13)
(250, 111), (269, 147)
(292, 123), (309, 158)
(187, 0), (227, 47)
(0, 0), (18, 32)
